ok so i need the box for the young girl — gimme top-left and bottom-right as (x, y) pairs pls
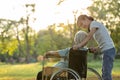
(73, 14), (116, 80)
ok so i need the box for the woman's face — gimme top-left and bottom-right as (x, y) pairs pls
(77, 18), (89, 29)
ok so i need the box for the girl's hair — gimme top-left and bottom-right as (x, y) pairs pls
(77, 15), (94, 32)
(74, 30), (88, 45)
(77, 15), (94, 21)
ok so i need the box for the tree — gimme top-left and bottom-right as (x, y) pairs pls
(36, 24), (71, 55)
(0, 19), (17, 55)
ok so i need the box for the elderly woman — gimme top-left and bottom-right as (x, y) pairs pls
(36, 30), (88, 80)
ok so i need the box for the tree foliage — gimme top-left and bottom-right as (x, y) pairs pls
(0, 19), (73, 63)
(36, 24), (72, 55)
(1, 0), (120, 62)
(0, 19), (17, 55)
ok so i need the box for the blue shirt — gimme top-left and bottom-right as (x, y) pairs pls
(53, 48), (70, 68)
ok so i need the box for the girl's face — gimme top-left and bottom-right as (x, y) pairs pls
(77, 18), (89, 29)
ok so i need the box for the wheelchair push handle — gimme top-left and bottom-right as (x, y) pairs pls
(71, 47), (89, 51)
(71, 47), (98, 54)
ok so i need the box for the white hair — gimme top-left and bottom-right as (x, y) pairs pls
(74, 30), (88, 44)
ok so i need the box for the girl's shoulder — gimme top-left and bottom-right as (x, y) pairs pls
(90, 21), (102, 28)
(91, 20), (100, 24)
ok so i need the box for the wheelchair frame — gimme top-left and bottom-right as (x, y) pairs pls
(41, 48), (102, 80)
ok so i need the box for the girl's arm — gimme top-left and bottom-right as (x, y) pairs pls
(73, 27), (97, 50)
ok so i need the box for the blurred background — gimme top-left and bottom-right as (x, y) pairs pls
(0, 0), (120, 80)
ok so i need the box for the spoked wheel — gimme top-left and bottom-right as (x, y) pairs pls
(50, 68), (81, 80)
(86, 67), (102, 80)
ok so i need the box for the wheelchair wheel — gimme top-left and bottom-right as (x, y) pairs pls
(86, 67), (102, 80)
(50, 68), (81, 80)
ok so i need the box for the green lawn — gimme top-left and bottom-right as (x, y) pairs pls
(0, 62), (40, 80)
(0, 59), (120, 80)
(87, 59), (120, 80)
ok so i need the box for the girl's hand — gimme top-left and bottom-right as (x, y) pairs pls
(73, 44), (79, 50)
(89, 47), (98, 53)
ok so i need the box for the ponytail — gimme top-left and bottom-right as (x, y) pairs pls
(77, 15), (94, 21)
(88, 16), (94, 21)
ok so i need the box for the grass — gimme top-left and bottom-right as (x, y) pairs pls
(0, 63), (40, 80)
(0, 59), (120, 80)
(87, 59), (120, 80)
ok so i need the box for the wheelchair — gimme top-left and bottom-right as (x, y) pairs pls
(40, 48), (102, 80)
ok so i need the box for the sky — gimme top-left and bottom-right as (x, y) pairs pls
(0, 0), (92, 31)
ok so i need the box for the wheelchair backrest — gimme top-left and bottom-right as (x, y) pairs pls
(68, 48), (88, 78)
